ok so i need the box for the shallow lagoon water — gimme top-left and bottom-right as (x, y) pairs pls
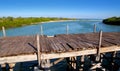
(0, 20), (120, 37)
(0, 20), (120, 36)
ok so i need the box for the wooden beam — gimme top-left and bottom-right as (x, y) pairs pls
(1, 64), (6, 71)
(0, 54), (37, 64)
(40, 25), (43, 36)
(50, 58), (64, 66)
(93, 24), (96, 33)
(42, 46), (120, 59)
(8, 63), (15, 71)
(96, 30), (102, 61)
(37, 34), (41, 67)
(90, 63), (101, 70)
(66, 24), (69, 35)
(2, 26), (6, 37)
(0, 46), (120, 64)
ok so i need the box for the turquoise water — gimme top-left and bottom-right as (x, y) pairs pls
(0, 20), (120, 37)
(0, 20), (120, 36)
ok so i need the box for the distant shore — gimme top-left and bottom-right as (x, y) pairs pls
(0, 17), (76, 30)
(40, 20), (75, 24)
(0, 20), (75, 30)
(103, 17), (120, 25)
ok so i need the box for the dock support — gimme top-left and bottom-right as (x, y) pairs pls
(50, 58), (64, 66)
(79, 55), (85, 71)
(66, 58), (71, 71)
(66, 57), (76, 71)
(89, 31), (103, 70)
(71, 57), (76, 70)
(96, 30), (102, 62)
(2, 26), (6, 37)
(40, 25), (43, 36)
(41, 59), (51, 71)
(8, 63), (15, 71)
(66, 24), (69, 35)
(1, 64), (6, 71)
(37, 35), (51, 71)
(111, 51), (118, 71)
(37, 34), (41, 68)
(93, 24), (96, 33)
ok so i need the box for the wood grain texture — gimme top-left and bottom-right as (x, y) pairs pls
(0, 32), (120, 57)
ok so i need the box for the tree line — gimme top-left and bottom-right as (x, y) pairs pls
(103, 17), (120, 25)
(0, 17), (75, 30)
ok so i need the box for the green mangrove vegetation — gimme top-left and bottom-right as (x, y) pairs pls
(0, 17), (75, 30)
(103, 17), (120, 25)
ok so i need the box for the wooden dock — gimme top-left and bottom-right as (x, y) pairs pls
(0, 32), (120, 71)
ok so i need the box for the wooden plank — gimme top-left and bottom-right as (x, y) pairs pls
(41, 46), (120, 59)
(104, 38), (120, 45)
(37, 35), (41, 68)
(0, 54), (37, 64)
(66, 34), (86, 50)
(0, 37), (20, 57)
(25, 36), (37, 53)
(2, 26), (6, 37)
(47, 37), (60, 52)
(54, 37), (66, 52)
(58, 35), (78, 50)
(69, 35), (93, 49)
(56, 35), (75, 50)
(75, 34), (98, 49)
(56, 37), (72, 51)
(45, 37), (54, 53)
(40, 36), (49, 52)
(50, 58), (64, 66)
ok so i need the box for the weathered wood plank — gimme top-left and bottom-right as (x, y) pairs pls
(58, 35), (79, 50)
(0, 32), (120, 58)
(54, 37), (66, 52)
(56, 37), (72, 51)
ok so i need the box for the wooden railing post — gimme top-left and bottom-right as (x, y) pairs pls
(8, 63), (15, 71)
(40, 25), (43, 36)
(96, 30), (102, 61)
(66, 24), (69, 35)
(93, 24), (96, 33)
(2, 26), (6, 37)
(37, 34), (41, 68)
(1, 64), (6, 71)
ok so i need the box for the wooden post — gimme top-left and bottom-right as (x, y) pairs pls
(8, 63), (15, 71)
(43, 59), (51, 71)
(66, 57), (76, 71)
(81, 55), (85, 62)
(93, 24), (96, 33)
(72, 57), (76, 70)
(80, 56), (85, 71)
(2, 26), (6, 37)
(1, 64), (6, 71)
(40, 25), (43, 36)
(112, 51), (117, 70)
(37, 34), (41, 68)
(113, 51), (116, 58)
(66, 24), (69, 35)
(50, 58), (64, 66)
(96, 30), (102, 62)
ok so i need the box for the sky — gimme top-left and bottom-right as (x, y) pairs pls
(0, 0), (120, 19)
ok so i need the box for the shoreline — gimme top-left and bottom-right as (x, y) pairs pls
(0, 20), (75, 31)
(32, 20), (75, 25)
